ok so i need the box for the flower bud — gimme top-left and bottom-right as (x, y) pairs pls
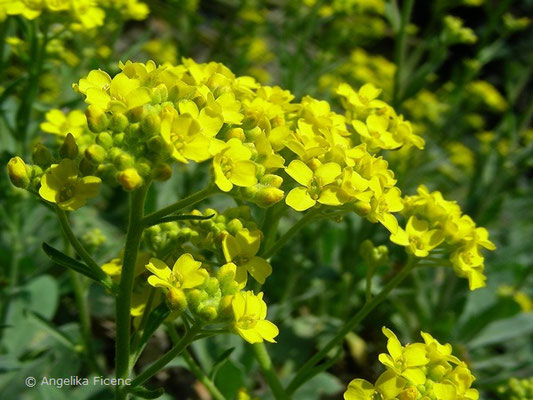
(217, 263), (238, 288)
(255, 186), (284, 207)
(218, 295), (234, 317)
(85, 144), (107, 164)
(226, 219), (244, 234)
(141, 113), (161, 136)
(354, 200), (371, 216)
(113, 132), (125, 146)
(151, 84), (168, 104)
(60, 133), (79, 159)
(79, 157), (96, 175)
(113, 150), (135, 170)
(109, 113), (129, 133)
(117, 168), (143, 191)
(205, 277), (220, 296)
(96, 132), (114, 148)
(86, 105), (108, 133)
(32, 143), (53, 167)
(167, 288), (187, 312)
(147, 136), (172, 157)
(260, 174), (283, 188)
(198, 305), (218, 321)
(7, 157), (30, 188)
(135, 158), (151, 176)
(187, 289), (207, 311)
(151, 163), (172, 181)
(227, 128), (245, 141)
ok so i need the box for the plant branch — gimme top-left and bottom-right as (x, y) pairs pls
(253, 342), (289, 400)
(115, 183), (150, 399)
(286, 256), (418, 394)
(142, 186), (217, 227)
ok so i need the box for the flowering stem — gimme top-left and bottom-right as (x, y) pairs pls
(261, 208), (321, 259)
(127, 326), (198, 390)
(392, 0), (415, 108)
(142, 186), (217, 227)
(286, 256), (418, 395)
(115, 184), (150, 399)
(253, 342), (289, 400)
(167, 324), (225, 400)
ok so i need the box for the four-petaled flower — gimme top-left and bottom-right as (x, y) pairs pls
(39, 158), (101, 211)
(231, 290), (279, 344)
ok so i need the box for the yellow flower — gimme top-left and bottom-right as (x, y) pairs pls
(344, 370), (406, 400)
(367, 186), (404, 234)
(213, 138), (258, 192)
(145, 254), (207, 290)
(390, 216), (444, 257)
(39, 159), (101, 211)
(285, 159), (342, 211)
(40, 109), (87, 138)
(231, 291), (278, 344)
(222, 229), (272, 286)
(378, 327), (429, 385)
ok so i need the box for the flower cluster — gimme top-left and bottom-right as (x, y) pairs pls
(27, 58), (416, 237)
(344, 327), (479, 400)
(7, 135), (102, 211)
(1, 0), (148, 28)
(392, 185), (496, 290)
(497, 377), (533, 400)
(144, 253), (278, 343)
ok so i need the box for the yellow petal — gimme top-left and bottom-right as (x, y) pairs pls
(286, 160), (313, 186)
(285, 187), (316, 211)
(146, 258), (172, 281)
(245, 257), (272, 284)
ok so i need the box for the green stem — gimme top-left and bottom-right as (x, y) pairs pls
(127, 327), (198, 390)
(253, 342), (289, 400)
(167, 325), (225, 400)
(56, 208), (111, 285)
(16, 19), (48, 147)
(142, 186), (216, 227)
(392, 0), (415, 108)
(261, 208), (321, 259)
(69, 270), (103, 374)
(286, 257), (418, 395)
(0, 208), (21, 343)
(115, 184), (150, 399)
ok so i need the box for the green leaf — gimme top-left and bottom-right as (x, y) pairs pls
(468, 313), (533, 348)
(26, 311), (77, 350)
(209, 347), (235, 379)
(42, 242), (109, 288)
(214, 360), (245, 400)
(292, 372), (343, 400)
(384, 0), (401, 33)
(146, 213), (215, 227)
(134, 303), (171, 355)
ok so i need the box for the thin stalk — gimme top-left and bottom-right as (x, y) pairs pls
(253, 342), (289, 400)
(128, 327), (198, 389)
(0, 209), (21, 342)
(392, 0), (415, 108)
(69, 270), (103, 374)
(142, 186), (216, 227)
(115, 184), (150, 399)
(261, 208), (321, 259)
(56, 209), (111, 285)
(167, 325), (225, 400)
(286, 257), (418, 394)
(130, 289), (158, 366)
